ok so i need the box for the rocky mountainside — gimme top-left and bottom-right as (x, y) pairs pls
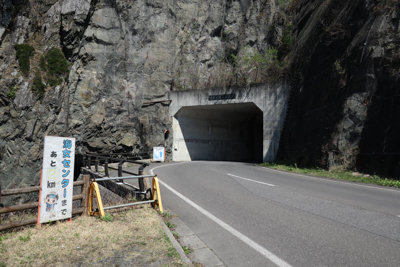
(278, 0), (400, 178)
(0, 0), (399, 202)
(0, 0), (284, 202)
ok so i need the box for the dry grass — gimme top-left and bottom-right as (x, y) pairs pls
(0, 206), (188, 266)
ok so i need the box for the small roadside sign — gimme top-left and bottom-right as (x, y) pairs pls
(38, 136), (75, 224)
(153, 147), (165, 162)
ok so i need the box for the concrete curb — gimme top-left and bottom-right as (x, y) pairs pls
(170, 217), (225, 267)
(160, 217), (192, 265)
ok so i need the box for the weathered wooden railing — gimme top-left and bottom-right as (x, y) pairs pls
(0, 175), (90, 231)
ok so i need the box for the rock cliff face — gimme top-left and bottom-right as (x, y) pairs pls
(0, 0), (399, 203)
(278, 0), (400, 178)
(0, 0), (283, 204)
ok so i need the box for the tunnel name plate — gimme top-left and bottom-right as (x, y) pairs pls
(208, 94), (236, 101)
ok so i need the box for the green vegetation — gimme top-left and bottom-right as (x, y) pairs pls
(171, 231), (179, 238)
(277, 0), (292, 6)
(14, 45), (69, 102)
(14, 44), (35, 76)
(12, 4), (22, 15)
(167, 246), (179, 258)
(44, 47), (69, 87)
(32, 71), (46, 101)
(100, 213), (113, 222)
(18, 232), (31, 242)
(165, 220), (175, 229)
(7, 86), (19, 99)
(280, 24), (295, 55)
(160, 211), (174, 219)
(175, 39), (289, 90)
(39, 55), (46, 71)
(334, 61), (345, 75)
(230, 47), (286, 84)
(260, 162), (400, 188)
(182, 246), (192, 254)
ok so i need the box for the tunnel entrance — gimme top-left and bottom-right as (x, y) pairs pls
(172, 103), (263, 162)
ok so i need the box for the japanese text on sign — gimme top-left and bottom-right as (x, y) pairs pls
(39, 136), (75, 223)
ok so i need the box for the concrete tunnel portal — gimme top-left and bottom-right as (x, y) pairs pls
(174, 103), (264, 162)
(167, 84), (290, 163)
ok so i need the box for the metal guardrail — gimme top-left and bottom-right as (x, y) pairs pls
(89, 174), (163, 215)
(83, 153), (151, 197)
(94, 175), (154, 182)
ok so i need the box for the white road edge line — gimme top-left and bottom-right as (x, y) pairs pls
(262, 166), (400, 193)
(150, 165), (292, 267)
(227, 173), (275, 187)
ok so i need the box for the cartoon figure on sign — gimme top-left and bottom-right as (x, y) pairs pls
(45, 192), (58, 217)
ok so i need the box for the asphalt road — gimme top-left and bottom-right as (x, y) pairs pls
(149, 161), (400, 267)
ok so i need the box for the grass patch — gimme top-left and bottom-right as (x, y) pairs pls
(167, 246), (179, 258)
(160, 211), (174, 220)
(127, 164), (137, 167)
(260, 162), (400, 188)
(100, 213), (113, 222)
(165, 220), (175, 229)
(0, 206), (189, 266)
(171, 231), (179, 238)
(18, 231), (31, 242)
(182, 246), (192, 254)
(6, 86), (19, 99)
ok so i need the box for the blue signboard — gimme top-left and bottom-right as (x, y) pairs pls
(153, 147), (165, 162)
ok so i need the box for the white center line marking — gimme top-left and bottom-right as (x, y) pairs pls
(227, 173), (275, 187)
(150, 165), (292, 267)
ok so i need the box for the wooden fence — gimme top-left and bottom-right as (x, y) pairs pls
(0, 175), (90, 231)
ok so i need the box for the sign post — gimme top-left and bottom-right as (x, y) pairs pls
(37, 136), (75, 226)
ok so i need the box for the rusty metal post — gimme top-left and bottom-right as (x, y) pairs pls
(82, 175), (90, 216)
(117, 161), (124, 183)
(95, 157), (99, 173)
(88, 156), (91, 170)
(118, 161), (123, 177)
(105, 160), (109, 177)
(138, 165), (145, 193)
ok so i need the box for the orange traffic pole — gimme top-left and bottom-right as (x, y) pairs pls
(36, 169), (43, 229)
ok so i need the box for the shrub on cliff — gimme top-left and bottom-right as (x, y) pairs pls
(40, 55), (46, 71)
(44, 47), (69, 87)
(280, 24), (295, 55)
(14, 44), (35, 76)
(230, 47), (285, 84)
(32, 71), (46, 101)
(7, 86), (19, 99)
